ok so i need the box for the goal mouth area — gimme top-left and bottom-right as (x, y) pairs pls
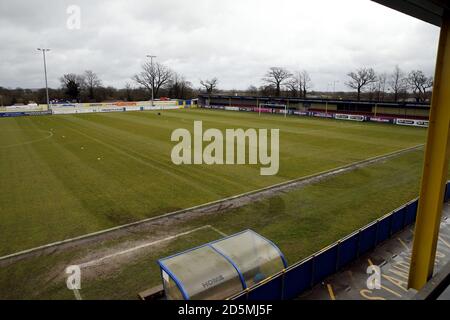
(257, 104), (287, 109)
(257, 104), (289, 115)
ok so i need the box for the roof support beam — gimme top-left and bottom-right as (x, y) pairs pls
(409, 10), (450, 290)
(372, 0), (448, 26)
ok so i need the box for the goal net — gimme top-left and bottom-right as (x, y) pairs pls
(257, 103), (288, 115)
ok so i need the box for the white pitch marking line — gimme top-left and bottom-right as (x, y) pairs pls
(78, 225), (224, 269)
(0, 144), (422, 264)
(209, 226), (228, 237)
(0, 130), (54, 149)
(73, 289), (82, 300)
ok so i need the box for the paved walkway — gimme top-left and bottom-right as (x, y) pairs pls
(299, 203), (450, 300)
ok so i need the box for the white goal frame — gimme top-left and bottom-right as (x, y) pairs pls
(257, 103), (288, 117)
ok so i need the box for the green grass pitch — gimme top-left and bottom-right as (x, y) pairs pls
(0, 146), (431, 299)
(0, 108), (427, 256)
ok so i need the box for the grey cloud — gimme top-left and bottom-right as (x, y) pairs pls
(0, 0), (440, 91)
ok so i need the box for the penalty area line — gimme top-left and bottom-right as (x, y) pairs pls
(73, 289), (82, 300)
(78, 225), (226, 269)
(0, 143), (421, 264)
(209, 225), (228, 237)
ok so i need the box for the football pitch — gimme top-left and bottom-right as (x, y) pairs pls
(1, 108), (443, 299)
(0, 108), (427, 257)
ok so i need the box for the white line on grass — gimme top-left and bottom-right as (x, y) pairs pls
(73, 289), (82, 301)
(209, 226), (228, 237)
(0, 130), (54, 149)
(78, 225), (226, 269)
(0, 143), (422, 263)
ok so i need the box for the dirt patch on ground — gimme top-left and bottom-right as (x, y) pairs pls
(0, 144), (423, 272)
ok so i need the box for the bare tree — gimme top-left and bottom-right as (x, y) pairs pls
(345, 67), (377, 101)
(133, 62), (173, 99)
(286, 75), (301, 98)
(262, 67), (292, 97)
(300, 70), (311, 98)
(376, 73), (387, 102)
(406, 70), (433, 102)
(60, 73), (85, 102)
(200, 78), (219, 94)
(367, 82), (378, 101)
(389, 65), (406, 102)
(246, 85), (259, 96)
(83, 70), (102, 100)
(168, 73), (193, 99)
(258, 85), (274, 96)
(124, 82), (133, 101)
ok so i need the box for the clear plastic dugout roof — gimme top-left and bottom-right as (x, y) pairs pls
(157, 229), (287, 300)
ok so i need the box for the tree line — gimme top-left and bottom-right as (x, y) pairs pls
(345, 66), (433, 102)
(0, 62), (198, 106)
(54, 63), (197, 104)
(254, 65), (432, 102)
(0, 63), (433, 106)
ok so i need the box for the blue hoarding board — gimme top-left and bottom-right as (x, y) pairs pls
(405, 201), (418, 226)
(376, 216), (391, 244)
(283, 259), (313, 300)
(391, 208), (405, 234)
(358, 223), (377, 255)
(337, 233), (359, 269)
(232, 190), (450, 301)
(0, 112), (26, 117)
(0, 111), (52, 117)
(445, 183), (450, 202)
(313, 245), (338, 285)
(248, 276), (283, 300)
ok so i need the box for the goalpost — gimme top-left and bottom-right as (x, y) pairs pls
(257, 103), (288, 117)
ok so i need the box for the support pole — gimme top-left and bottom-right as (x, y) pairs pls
(37, 48), (51, 108)
(408, 11), (450, 290)
(42, 50), (50, 108)
(146, 55), (157, 106)
(151, 57), (154, 106)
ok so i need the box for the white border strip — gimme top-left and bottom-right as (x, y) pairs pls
(78, 225), (222, 268)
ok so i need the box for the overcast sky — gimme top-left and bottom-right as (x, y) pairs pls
(0, 0), (440, 91)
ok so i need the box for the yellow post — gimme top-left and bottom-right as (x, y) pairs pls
(408, 11), (450, 290)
